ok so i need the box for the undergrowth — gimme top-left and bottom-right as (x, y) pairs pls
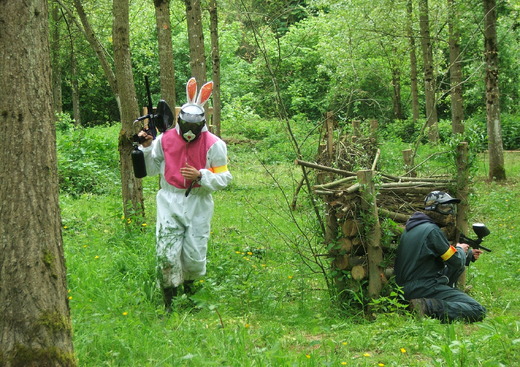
(59, 122), (520, 366)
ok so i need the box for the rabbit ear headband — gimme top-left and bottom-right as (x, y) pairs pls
(185, 77), (213, 107)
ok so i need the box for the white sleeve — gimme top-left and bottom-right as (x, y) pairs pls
(199, 139), (232, 192)
(140, 134), (164, 177)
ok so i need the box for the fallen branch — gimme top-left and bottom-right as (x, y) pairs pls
(295, 159), (357, 177)
(313, 176), (357, 189)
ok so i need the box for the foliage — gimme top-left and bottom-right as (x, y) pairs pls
(56, 120), (120, 196)
(53, 0), (520, 139)
(500, 114), (520, 150)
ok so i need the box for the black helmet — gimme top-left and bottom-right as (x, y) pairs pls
(178, 104), (205, 142)
(424, 191), (461, 215)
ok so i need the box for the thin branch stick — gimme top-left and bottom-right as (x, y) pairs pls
(295, 159), (357, 177)
(371, 149), (381, 171)
(313, 176), (356, 189)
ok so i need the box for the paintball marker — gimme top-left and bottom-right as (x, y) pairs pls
(131, 76), (174, 178)
(459, 223), (491, 252)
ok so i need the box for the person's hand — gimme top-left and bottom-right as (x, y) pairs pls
(138, 130), (153, 147)
(456, 243), (470, 253)
(472, 249), (483, 261)
(180, 163), (201, 181)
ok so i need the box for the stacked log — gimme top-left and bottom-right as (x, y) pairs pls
(298, 158), (456, 298)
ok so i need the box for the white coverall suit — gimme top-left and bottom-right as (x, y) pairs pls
(141, 124), (232, 288)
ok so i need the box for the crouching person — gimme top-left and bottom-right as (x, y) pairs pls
(394, 191), (486, 322)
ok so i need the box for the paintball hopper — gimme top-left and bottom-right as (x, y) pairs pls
(155, 100), (174, 134)
(133, 99), (174, 141)
(133, 75), (174, 142)
(459, 223), (491, 252)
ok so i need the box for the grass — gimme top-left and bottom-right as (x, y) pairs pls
(60, 126), (520, 366)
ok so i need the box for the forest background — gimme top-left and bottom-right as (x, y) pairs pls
(1, 0), (520, 365)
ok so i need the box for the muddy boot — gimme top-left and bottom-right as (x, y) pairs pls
(162, 287), (177, 313)
(183, 280), (195, 296)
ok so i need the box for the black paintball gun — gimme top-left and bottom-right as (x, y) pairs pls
(459, 223), (492, 252)
(131, 76), (174, 178)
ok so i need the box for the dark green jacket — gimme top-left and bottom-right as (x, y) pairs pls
(395, 212), (467, 290)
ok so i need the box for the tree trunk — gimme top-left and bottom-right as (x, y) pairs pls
(154, 0), (176, 109)
(448, 0), (464, 134)
(70, 42), (81, 126)
(407, 0), (420, 123)
(483, 0), (506, 181)
(455, 142), (470, 287)
(0, 0), (76, 365)
(71, 0), (119, 107)
(391, 66), (404, 120)
(113, 0), (145, 218)
(209, 0), (222, 136)
(418, 0), (439, 142)
(185, 0), (207, 84)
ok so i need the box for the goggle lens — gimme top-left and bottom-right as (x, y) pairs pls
(437, 203), (456, 215)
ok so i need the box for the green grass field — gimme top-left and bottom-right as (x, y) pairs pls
(60, 126), (519, 366)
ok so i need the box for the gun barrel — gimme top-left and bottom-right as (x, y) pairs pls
(145, 76), (153, 113)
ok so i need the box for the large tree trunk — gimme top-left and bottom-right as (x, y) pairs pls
(407, 0), (420, 123)
(154, 0), (176, 109)
(418, 0), (439, 142)
(113, 0), (145, 217)
(209, 0), (222, 136)
(483, 0), (506, 181)
(448, 0), (464, 134)
(0, 0), (76, 365)
(185, 0), (207, 85)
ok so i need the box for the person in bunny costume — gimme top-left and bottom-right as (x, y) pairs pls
(138, 77), (232, 312)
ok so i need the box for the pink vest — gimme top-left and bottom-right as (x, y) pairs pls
(161, 129), (219, 189)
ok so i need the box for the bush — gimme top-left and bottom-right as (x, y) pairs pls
(501, 114), (520, 150)
(57, 123), (120, 196)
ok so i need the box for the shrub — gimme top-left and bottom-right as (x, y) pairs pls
(57, 124), (120, 196)
(501, 114), (520, 150)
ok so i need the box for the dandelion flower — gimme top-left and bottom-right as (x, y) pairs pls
(245, 324), (250, 328)
(341, 362), (347, 365)
(378, 364), (385, 367)
(68, 296), (73, 300)
(94, 255), (99, 259)
(141, 223), (147, 227)
(305, 354), (311, 359)
(247, 251), (253, 256)
(400, 348), (407, 354)
(342, 342), (348, 345)
(288, 275), (293, 279)
(122, 312), (128, 316)
(363, 353), (370, 357)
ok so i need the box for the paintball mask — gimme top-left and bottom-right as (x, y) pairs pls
(178, 77), (213, 142)
(424, 191), (461, 215)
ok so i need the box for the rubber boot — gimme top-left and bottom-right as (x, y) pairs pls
(162, 287), (177, 313)
(184, 280), (195, 296)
